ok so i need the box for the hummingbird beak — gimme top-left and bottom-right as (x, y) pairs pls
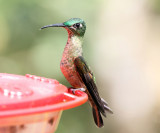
(40, 23), (66, 30)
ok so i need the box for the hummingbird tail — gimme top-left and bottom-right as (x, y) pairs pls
(92, 106), (103, 128)
(101, 98), (113, 114)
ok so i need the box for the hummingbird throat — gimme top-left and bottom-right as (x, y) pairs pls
(64, 34), (83, 57)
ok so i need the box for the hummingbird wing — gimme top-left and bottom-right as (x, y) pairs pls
(74, 56), (107, 117)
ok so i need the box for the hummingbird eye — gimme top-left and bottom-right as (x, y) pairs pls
(73, 23), (82, 29)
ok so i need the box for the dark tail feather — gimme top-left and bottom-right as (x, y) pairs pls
(104, 105), (113, 114)
(101, 98), (113, 114)
(92, 106), (104, 128)
(101, 98), (108, 106)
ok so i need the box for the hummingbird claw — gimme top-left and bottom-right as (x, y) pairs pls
(68, 88), (86, 95)
(78, 88), (86, 92)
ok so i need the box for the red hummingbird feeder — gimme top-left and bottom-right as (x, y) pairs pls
(0, 73), (88, 133)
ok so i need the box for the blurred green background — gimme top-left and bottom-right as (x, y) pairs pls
(0, 0), (160, 133)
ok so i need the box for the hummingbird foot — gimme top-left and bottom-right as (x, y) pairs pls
(68, 87), (86, 95)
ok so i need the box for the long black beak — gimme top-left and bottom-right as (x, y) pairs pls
(40, 23), (65, 30)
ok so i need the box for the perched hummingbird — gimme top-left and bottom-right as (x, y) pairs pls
(41, 18), (113, 127)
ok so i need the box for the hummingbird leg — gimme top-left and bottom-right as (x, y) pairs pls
(68, 87), (86, 95)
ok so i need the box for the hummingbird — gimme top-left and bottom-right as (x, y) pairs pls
(41, 18), (113, 128)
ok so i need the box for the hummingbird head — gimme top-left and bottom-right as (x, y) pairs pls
(41, 18), (86, 37)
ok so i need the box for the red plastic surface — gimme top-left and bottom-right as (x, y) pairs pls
(0, 73), (88, 118)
